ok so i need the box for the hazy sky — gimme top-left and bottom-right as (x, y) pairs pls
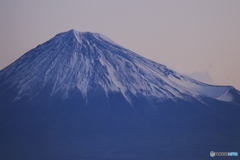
(0, 0), (240, 89)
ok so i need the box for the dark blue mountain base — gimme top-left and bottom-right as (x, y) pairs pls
(1, 90), (240, 160)
(0, 30), (240, 160)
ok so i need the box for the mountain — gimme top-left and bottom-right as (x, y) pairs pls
(0, 29), (240, 160)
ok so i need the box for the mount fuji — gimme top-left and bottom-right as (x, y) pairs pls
(0, 29), (240, 160)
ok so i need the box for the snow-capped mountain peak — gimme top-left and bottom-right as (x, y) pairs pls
(0, 29), (239, 105)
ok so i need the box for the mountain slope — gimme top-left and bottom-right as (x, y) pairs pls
(0, 29), (240, 160)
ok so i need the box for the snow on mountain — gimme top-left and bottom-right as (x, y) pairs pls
(0, 29), (238, 104)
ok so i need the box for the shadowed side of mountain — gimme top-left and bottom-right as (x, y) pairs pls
(1, 91), (240, 160)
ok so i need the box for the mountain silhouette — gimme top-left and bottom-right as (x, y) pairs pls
(0, 29), (240, 160)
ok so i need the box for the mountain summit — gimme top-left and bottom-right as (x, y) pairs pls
(0, 30), (240, 160)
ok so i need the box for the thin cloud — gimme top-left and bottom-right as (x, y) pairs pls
(184, 66), (215, 85)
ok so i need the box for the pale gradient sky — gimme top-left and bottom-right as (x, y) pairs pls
(0, 0), (240, 89)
